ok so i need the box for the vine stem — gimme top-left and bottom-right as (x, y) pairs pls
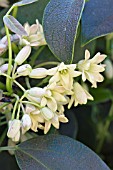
(5, 25), (13, 93)
(96, 102), (113, 153)
(0, 146), (17, 151)
(13, 80), (26, 92)
(35, 61), (59, 68)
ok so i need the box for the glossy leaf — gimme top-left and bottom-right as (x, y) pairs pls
(15, 135), (110, 170)
(3, 15), (27, 36)
(82, 0), (113, 45)
(88, 88), (113, 105)
(43, 0), (85, 63)
(13, 0), (38, 7)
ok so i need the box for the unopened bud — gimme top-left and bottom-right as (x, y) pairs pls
(21, 114), (32, 134)
(29, 68), (48, 79)
(7, 119), (21, 141)
(28, 87), (46, 98)
(0, 63), (13, 73)
(17, 64), (32, 76)
(41, 107), (54, 120)
(104, 59), (113, 79)
(0, 43), (7, 56)
(15, 45), (31, 65)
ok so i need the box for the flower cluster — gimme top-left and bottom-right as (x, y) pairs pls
(6, 49), (106, 142)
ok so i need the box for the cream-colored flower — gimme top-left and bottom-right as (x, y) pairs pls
(20, 19), (46, 47)
(48, 62), (81, 90)
(77, 50), (106, 88)
(25, 104), (44, 132)
(44, 113), (68, 134)
(0, 0), (9, 8)
(7, 119), (21, 142)
(68, 82), (93, 108)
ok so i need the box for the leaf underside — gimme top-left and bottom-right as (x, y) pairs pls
(15, 135), (110, 170)
(82, 0), (113, 45)
(43, 0), (85, 63)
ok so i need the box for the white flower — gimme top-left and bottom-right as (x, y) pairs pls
(68, 82), (93, 108)
(7, 119), (21, 142)
(48, 62), (81, 90)
(15, 45), (31, 65)
(77, 50), (106, 88)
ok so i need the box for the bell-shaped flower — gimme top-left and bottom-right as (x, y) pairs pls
(28, 87), (46, 98)
(68, 82), (93, 108)
(21, 114), (32, 134)
(15, 45), (31, 65)
(7, 119), (21, 142)
(29, 68), (48, 79)
(48, 62), (81, 90)
(44, 113), (68, 134)
(17, 64), (32, 76)
(77, 50), (106, 88)
(20, 19), (46, 47)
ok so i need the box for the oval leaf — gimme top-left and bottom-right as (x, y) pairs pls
(13, 0), (38, 7)
(82, 0), (113, 45)
(3, 15), (27, 36)
(43, 0), (85, 63)
(15, 135), (110, 170)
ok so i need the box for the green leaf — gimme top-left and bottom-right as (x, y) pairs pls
(13, 0), (38, 7)
(81, 0), (113, 46)
(43, 0), (85, 63)
(89, 88), (113, 105)
(15, 135), (110, 170)
(3, 15), (27, 36)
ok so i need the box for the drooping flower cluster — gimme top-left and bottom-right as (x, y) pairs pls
(6, 49), (106, 142)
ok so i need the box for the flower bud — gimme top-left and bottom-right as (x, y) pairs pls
(7, 119), (21, 140)
(29, 68), (48, 79)
(17, 64), (32, 76)
(21, 114), (32, 134)
(104, 59), (113, 79)
(41, 107), (54, 120)
(0, 63), (13, 73)
(28, 87), (46, 98)
(12, 131), (20, 142)
(15, 45), (31, 65)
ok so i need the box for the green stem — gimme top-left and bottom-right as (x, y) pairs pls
(0, 146), (17, 151)
(96, 102), (113, 153)
(14, 80), (26, 92)
(22, 101), (42, 108)
(6, 5), (15, 16)
(30, 46), (45, 66)
(5, 25), (13, 93)
(11, 96), (19, 120)
(16, 104), (20, 119)
(35, 61), (59, 68)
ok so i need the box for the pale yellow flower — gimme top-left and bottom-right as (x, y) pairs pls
(68, 82), (93, 108)
(44, 113), (68, 134)
(48, 62), (81, 90)
(20, 19), (46, 47)
(77, 50), (106, 88)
